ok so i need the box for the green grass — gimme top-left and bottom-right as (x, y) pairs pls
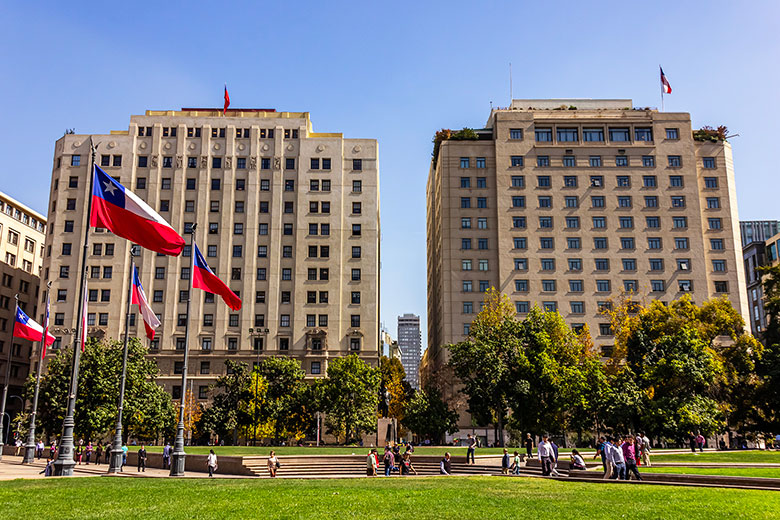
(651, 451), (780, 464)
(0, 476), (778, 519)
(640, 467), (780, 478)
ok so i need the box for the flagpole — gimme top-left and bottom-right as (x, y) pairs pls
(660, 64), (664, 112)
(54, 137), (97, 476)
(23, 283), (51, 463)
(170, 225), (195, 476)
(0, 297), (19, 460)
(108, 248), (137, 473)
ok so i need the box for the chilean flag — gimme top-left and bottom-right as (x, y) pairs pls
(90, 166), (185, 256)
(660, 66), (672, 94)
(192, 244), (242, 310)
(132, 266), (160, 340)
(13, 307), (56, 346)
(224, 84), (230, 115)
(41, 293), (51, 358)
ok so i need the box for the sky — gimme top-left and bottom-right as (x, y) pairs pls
(2, 1), (779, 351)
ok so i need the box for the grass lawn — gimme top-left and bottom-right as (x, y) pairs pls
(1, 476), (779, 519)
(639, 466), (780, 478)
(651, 451), (780, 464)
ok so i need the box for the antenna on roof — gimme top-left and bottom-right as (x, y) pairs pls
(509, 62), (513, 105)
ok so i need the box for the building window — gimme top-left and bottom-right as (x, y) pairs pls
(535, 128), (552, 142)
(668, 155), (682, 167)
(460, 157), (470, 168)
(583, 128), (604, 142)
(537, 156), (550, 167)
(509, 128), (523, 139)
(511, 156), (524, 167)
(463, 302), (473, 314)
(666, 128), (679, 140)
(708, 218), (722, 230)
(478, 259), (489, 271)
(707, 197), (721, 209)
(568, 259), (582, 271)
(675, 238), (690, 250)
(512, 217), (526, 229)
(515, 280), (528, 292)
(539, 217), (553, 228)
(514, 258), (528, 270)
(647, 237), (662, 249)
(463, 280), (472, 292)
(557, 128), (578, 142)
(512, 196), (525, 208)
(570, 301), (585, 314)
(621, 237), (635, 249)
(615, 156), (628, 167)
(650, 258), (664, 271)
(596, 280), (610, 292)
(609, 128), (630, 142)
(476, 157), (486, 169)
(511, 175), (525, 187)
(591, 196), (605, 208)
(704, 177), (718, 189)
(542, 280), (556, 292)
(516, 301), (530, 313)
(710, 239), (724, 250)
(713, 260), (726, 272)
(618, 196), (632, 208)
(616, 176), (630, 187)
(538, 196), (551, 208)
(540, 237), (554, 249)
(541, 259), (555, 271)
(671, 196), (686, 208)
(565, 217), (579, 229)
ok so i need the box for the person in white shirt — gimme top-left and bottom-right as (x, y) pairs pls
(207, 449), (218, 477)
(537, 434), (554, 476)
(570, 449), (586, 471)
(268, 450), (279, 477)
(639, 432), (651, 467)
(609, 437), (626, 480)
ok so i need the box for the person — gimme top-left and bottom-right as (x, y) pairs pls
(136, 445), (147, 472)
(466, 434), (476, 465)
(268, 450), (279, 477)
(696, 433), (705, 452)
(602, 438), (614, 479)
(609, 437), (626, 480)
(207, 449), (218, 477)
(594, 436), (608, 475)
(688, 432), (697, 453)
(40, 457), (54, 477)
(640, 433), (651, 467)
(95, 443), (103, 465)
(775, 433), (780, 450)
(366, 449), (378, 476)
(549, 439), (561, 477)
(104, 443), (111, 464)
(85, 442), (93, 465)
(570, 449), (586, 471)
(49, 440), (56, 460)
(400, 452), (417, 475)
(501, 448), (510, 474)
(15, 438), (23, 456)
(510, 451), (521, 475)
(524, 433), (534, 458)
(440, 452), (452, 475)
(163, 442), (171, 469)
(36, 440), (44, 459)
(621, 436), (642, 481)
(382, 447), (395, 477)
(121, 443), (128, 470)
(76, 440), (83, 465)
(537, 434), (554, 476)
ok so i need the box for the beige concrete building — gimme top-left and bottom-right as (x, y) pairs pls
(41, 108), (379, 402)
(0, 191), (47, 422)
(423, 99), (747, 429)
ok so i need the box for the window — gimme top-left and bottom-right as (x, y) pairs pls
(714, 281), (728, 293)
(512, 237), (527, 250)
(651, 280), (665, 292)
(568, 259), (583, 271)
(460, 197), (471, 209)
(476, 177), (487, 188)
(512, 217), (526, 229)
(539, 217), (553, 228)
(352, 158), (363, 171)
(351, 268), (361, 280)
(564, 197), (578, 209)
(542, 280), (556, 292)
(537, 156), (550, 167)
(460, 157), (470, 168)
(462, 280), (473, 292)
(635, 127), (653, 141)
(704, 177), (718, 189)
(621, 237), (635, 249)
(642, 196), (657, 209)
(478, 238), (488, 250)
(615, 156), (628, 167)
(540, 237), (554, 249)
(352, 202), (362, 214)
(678, 280), (693, 292)
(622, 259), (637, 271)
(351, 315), (361, 328)
(569, 280), (583, 292)
(594, 237), (608, 249)
(583, 128), (604, 142)
(618, 196), (632, 208)
(565, 217), (580, 229)
(592, 217), (606, 229)
(516, 301), (530, 313)
(511, 175), (524, 187)
(511, 156), (524, 167)
(541, 258), (555, 271)
(510, 128), (523, 139)
(710, 239), (724, 250)
(352, 224), (362, 236)
(285, 158), (295, 170)
(62, 243), (72, 255)
(591, 196), (605, 208)
(708, 218), (722, 230)
(595, 258), (610, 271)
(624, 280), (638, 292)
(512, 196), (525, 208)
(514, 258), (528, 270)
(535, 128), (552, 141)
(477, 197), (487, 208)
(675, 237), (690, 249)
(71, 155), (81, 166)
(646, 216), (660, 228)
(543, 302), (557, 312)
(460, 177), (471, 188)
(599, 324), (612, 336)
(609, 128), (630, 142)
(538, 196), (551, 208)
(463, 302), (473, 314)
(476, 158), (486, 169)
(570, 301), (585, 314)
(666, 128), (679, 140)
(713, 260), (726, 272)
(668, 155), (682, 168)
(647, 237), (662, 249)
(514, 279), (528, 292)
(641, 156), (656, 168)
(671, 196), (686, 208)
(619, 216), (634, 229)
(596, 280), (610, 292)
(616, 176), (630, 187)
(477, 218), (487, 229)
(707, 197), (721, 209)
(478, 259), (489, 271)
(557, 128), (578, 142)
(700, 157), (716, 169)
(566, 237), (580, 249)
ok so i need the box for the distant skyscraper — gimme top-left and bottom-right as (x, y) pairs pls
(397, 314), (421, 389)
(740, 220), (780, 247)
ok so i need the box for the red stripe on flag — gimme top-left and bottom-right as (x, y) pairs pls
(90, 197), (184, 256)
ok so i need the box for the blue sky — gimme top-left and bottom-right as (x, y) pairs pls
(2, 1), (779, 350)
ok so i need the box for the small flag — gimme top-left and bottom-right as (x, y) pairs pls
(132, 266), (160, 340)
(13, 306), (56, 345)
(660, 66), (672, 94)
(224, 84), (230, 115)
(81, 282), (88, 352)
(42, 293), (51, 358)
(90, 165), (185, 256)
(192, 243), (242, 311)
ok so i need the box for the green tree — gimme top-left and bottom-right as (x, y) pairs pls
(758, 264), (780, 430)
(255, 356), (308, 442)
(379, 356), (410, 422)
(197, 360), (252, 444)
(401, 386), (459, 443)
(26, 337), (175, 442)
(323, 354), (380, 443)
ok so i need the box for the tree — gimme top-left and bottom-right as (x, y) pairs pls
(182, 389), (202, 444)
(323, 354), (380, 443)
(26, 337), (175, 442)
(757, 264), (780, 430)
(447, 288), (523, 446)
(401, 386), (458, 443)
(255, 356), (308, 442)
(379, 356), (410, 422)
(197, 360), (252, 444)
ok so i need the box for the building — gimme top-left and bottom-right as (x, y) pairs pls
(397, 313), (421, 389)
(41, 108), (380, 403)
(743, 230), (780, 339)
(424, 99), (748, 431)
(740, 220), (780, 247)
(0, 191), (47, 426)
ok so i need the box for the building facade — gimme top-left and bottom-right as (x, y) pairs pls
(0, 191), (47, 425)
(740, 220), (780, 247)
(397, 313), (421, 389)
(743, 230), (780, 339)
(424, 99), (748, 428)
(41, 108), (380, 402)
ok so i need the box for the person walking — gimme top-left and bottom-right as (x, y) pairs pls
(104, 443), (111, 464)
(696, 433), (705, 452)
(75, 439), (83, 465)
(95, 443), (103, 466)
(366, 449), (378, 476)
(207, 449), (218, 477)
(162, 442), (171, 469)
(639, 432), (651, 467)
(537, 434), (555, 476)
(85, 442), (93, 465)
(609, 437), (626, 480)
(602, 438), (614, 479)
(570, 449), (586, 471)
(466, 434), (477, 465)
(510, 451), (521, 475)
(382, 447), (395, 477)
(439, 452), (452, 475)
(688, 432), (697, 453)
(594, 436), (608, 475)
(268, 450), (279, 478)
(400, 452), (417, 476)
(621, 436), (642, 481)
(501, 448), (511, 475)
(15, 438), (23, 456)
(121, 443), (128, 470)
(137, 445), (148, 472)
(36, 440), (44, 459)
(524, 433), (534, 458)
(549, 439), (561, 477)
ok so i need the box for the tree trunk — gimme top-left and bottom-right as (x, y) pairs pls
(496, 410), (504, 447)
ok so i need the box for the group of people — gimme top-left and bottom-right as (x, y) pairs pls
(366, 443), (421, 476)
(595, 434), (648, 480)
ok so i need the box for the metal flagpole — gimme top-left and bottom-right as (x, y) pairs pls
(23, 283), (51, 463)
(54, 137), (97, 476)
(170, 225), (196, 476)
(0, 296), (19, 461)
(660, 65), (664, 112)
(109, 247), (137, 473)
